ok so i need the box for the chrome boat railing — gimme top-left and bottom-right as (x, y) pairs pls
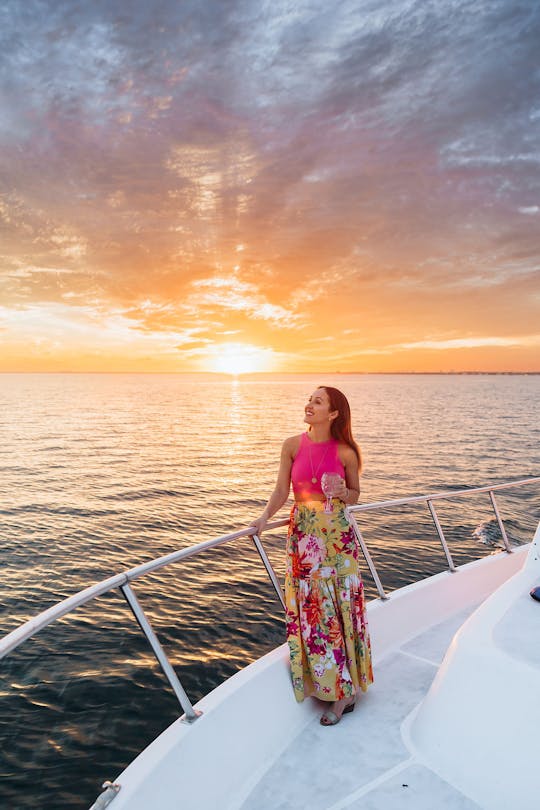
(1, 477), (539, 725)
(348, 477), (540, 599)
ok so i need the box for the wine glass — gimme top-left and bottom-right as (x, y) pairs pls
(321, 472), (343, 513)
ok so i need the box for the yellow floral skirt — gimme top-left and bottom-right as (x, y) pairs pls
(285, 499), (374, 702)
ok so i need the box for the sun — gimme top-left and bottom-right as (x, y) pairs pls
(205, 342), (273, 375)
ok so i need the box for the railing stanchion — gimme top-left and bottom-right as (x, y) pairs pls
(427, 499), (456, 572)
(252, 534), (286, 610)
(489, 490), (512, 553)
(348, 511), (388, 600)
(120, 583), (200, 723)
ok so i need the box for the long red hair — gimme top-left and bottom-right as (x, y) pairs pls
(320, 385), (362, 472)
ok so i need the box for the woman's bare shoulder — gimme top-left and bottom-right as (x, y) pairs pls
(338, 443), (358, 465)
(283, 434), (303, 457)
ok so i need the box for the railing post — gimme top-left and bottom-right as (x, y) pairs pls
(347, 511), (388, 600)
(251, 534), (286, 610)
(427, 499), (456, 572)
(489, 491), (512, 552)
(119, 583), (201, 723)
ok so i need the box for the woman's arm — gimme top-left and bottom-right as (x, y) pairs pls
(250, 437), (296, 534)
(336, 445), (360, 506)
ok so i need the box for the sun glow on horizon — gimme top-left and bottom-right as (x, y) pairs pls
(1, 4), (539, 375)
(203, 342), (274, 375)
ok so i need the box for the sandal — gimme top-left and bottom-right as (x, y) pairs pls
(320, 700), (355, 726)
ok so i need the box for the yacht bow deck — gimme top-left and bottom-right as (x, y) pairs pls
(241, 604), (483, 810)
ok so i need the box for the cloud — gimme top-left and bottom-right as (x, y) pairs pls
(398, 335), (540, 351)
(186, 275), (304, 327)
(0, 301), (206, 356)
(0, 0), (539, 369)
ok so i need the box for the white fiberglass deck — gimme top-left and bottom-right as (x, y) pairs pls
(240, 604), (483, 810)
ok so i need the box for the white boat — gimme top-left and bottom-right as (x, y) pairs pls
(2, 478), (540, 809)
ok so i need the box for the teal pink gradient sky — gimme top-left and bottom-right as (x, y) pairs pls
(1, 1), (539, 372)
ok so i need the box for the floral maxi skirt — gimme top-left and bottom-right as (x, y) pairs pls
(285, 499), (374, 702)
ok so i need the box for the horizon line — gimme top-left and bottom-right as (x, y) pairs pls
(1, 370), (539, 376)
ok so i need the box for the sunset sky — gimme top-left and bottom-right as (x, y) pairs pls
(1, 0), (539, 373)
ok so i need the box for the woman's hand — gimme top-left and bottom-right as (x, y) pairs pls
(250, 514), (268, 536)
(332, 476), (350, 503)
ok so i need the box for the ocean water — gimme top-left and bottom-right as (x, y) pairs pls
(0, 373), (539, 809)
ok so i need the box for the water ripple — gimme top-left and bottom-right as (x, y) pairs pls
(0, 373), (539, 809)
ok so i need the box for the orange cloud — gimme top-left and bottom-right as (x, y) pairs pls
(0, 1), (539, 372)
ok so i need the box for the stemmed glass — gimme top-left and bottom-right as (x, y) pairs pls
(321, 472), (343, 513)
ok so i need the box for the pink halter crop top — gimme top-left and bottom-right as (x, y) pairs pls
(291, 432), (345, 501)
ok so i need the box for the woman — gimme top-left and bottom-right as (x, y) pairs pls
(251, 385), (373, 726)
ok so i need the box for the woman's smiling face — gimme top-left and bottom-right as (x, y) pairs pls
(304, 387), (338, 426)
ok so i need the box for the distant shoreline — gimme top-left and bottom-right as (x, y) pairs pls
(1, 371), (539, 376)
